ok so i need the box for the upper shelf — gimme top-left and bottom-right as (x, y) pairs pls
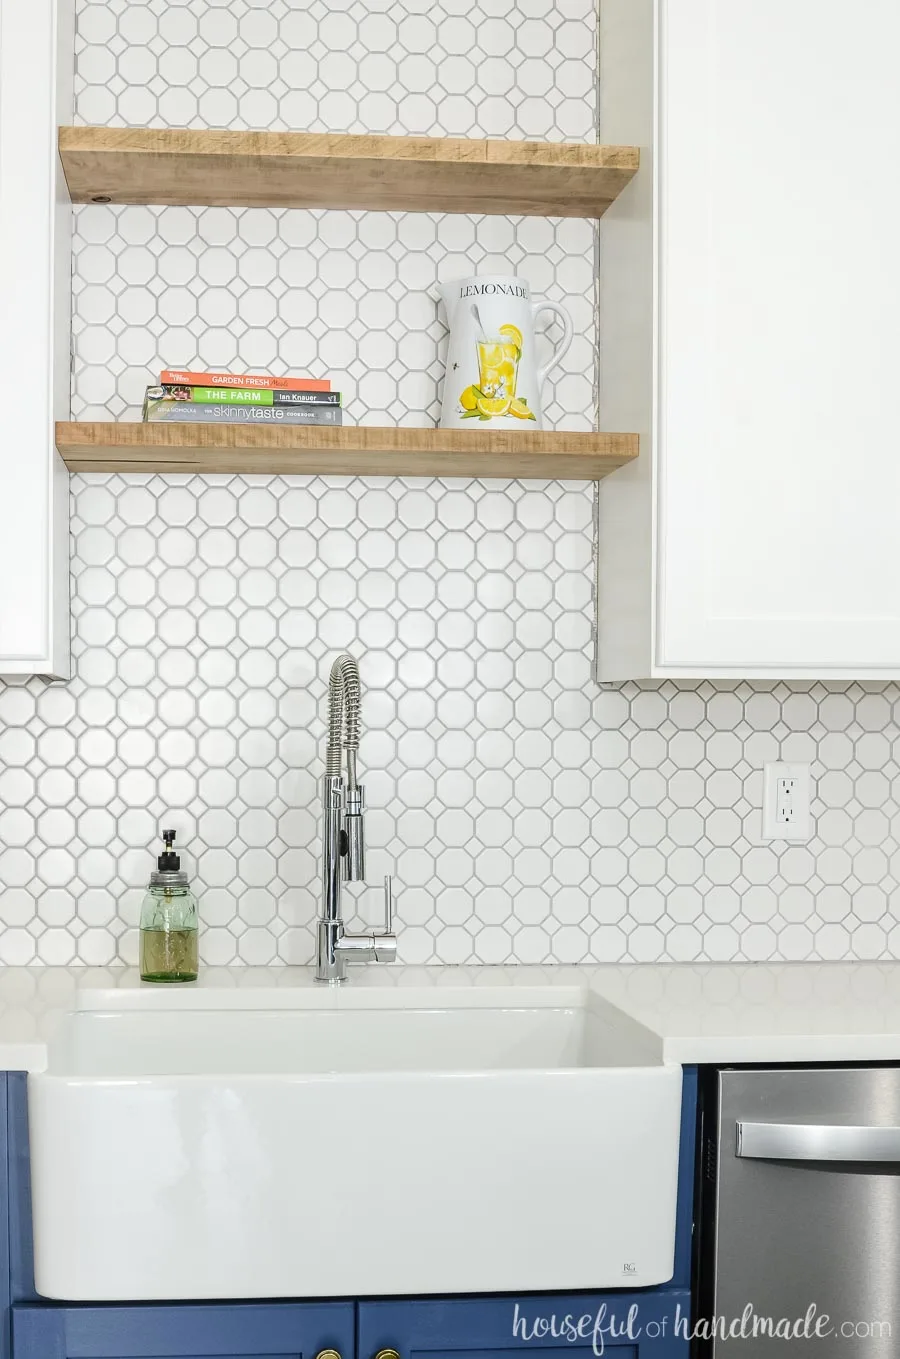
(58, 126), (640, 219)
(56, 422), (639, 481)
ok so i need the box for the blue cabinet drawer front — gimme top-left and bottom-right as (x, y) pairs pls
(12, 1302), (354, 1359)
(358, 1294), (690, 1359)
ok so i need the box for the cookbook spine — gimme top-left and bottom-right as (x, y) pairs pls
(159, 369), (331, 392)
(158, 385), (341, 406)
(144, 402), (343, 426)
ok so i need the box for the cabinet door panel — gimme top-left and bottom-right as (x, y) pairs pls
(418, 1351), (636, 1359)
(0, 0), (71, 678)
(12, 1302), (354, 1359)
(358, 1295), (688, 1359)
(658, 0), (900, 672)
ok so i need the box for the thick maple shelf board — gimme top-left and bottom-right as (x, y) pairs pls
(58, 126), (640, 218)
(56, 423), (639, 480)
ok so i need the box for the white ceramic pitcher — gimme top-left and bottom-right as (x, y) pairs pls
(438, 275), (573, 430)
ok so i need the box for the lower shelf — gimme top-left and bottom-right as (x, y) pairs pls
(55, 422), (639, 480)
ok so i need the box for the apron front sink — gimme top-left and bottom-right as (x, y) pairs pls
(29, 985), (683, 1300)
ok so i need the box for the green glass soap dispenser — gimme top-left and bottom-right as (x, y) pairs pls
(139, 829), (199, 983)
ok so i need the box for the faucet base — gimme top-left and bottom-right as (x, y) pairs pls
(314, 917), (398, 982)
(314, 917), (347, 983)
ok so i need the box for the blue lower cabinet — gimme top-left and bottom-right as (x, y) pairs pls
(12, 1301), (355, 1359)
(358, 1294), (691, 1359)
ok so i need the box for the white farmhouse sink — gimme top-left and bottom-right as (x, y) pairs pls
(29, 985), (683, 1300)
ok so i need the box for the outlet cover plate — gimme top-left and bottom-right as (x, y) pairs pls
(762, 762), (812, 842)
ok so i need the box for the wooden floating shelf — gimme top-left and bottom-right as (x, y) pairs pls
(58, 126), (640, 219)
(56, 423), (639, 481)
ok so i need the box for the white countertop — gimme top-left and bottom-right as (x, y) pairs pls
(6, 960), (900, 1069)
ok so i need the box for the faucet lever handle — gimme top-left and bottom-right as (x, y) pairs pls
(381, 874), (393, 935)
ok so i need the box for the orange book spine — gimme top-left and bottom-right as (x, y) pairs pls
(160, 370), (331, 392)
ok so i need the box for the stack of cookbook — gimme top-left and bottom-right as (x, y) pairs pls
(142, 369), (342, 426)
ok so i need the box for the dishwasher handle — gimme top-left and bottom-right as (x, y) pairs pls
(736, 1120), (900, 1163)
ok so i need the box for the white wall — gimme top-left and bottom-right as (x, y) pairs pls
(0, 0), (896, 966)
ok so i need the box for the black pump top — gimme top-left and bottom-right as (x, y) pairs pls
(157, 829), (181, 872)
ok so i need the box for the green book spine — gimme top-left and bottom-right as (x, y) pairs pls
(156, 385), (342, 406)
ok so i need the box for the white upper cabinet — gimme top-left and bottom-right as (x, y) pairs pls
(0, 0), (73, 679)
(597, 0), (900, 679)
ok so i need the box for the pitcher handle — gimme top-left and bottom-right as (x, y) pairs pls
(532, 300), (574, 387)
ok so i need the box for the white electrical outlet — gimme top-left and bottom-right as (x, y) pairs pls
(762, 763), (812, 842)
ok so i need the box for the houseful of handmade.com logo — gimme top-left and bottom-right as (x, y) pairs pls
(512, 1302), (892, 1353)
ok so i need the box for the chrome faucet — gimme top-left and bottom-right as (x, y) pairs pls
(314, 653), (397, 983)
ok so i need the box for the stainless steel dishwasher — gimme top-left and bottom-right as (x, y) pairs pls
(700, 1066), (900, 1356)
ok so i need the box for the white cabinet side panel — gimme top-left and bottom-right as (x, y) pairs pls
(0, 0), (72, 677)
(595, 0), (656, 680)
(657, 0), (900, 673)
(49, 0), (74, 677)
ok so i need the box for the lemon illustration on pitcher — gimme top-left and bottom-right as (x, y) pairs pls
(459, 325), (536, 421)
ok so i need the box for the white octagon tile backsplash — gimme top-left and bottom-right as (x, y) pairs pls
(4, 468), (900, 967)
(71, 205), (597, 430)
(73, 0), (598, 142)
(0, 0), (898, 966)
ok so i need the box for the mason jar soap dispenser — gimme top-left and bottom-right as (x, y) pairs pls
(139, 829), (199, 982)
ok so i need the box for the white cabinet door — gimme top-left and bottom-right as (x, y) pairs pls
(598, 0), (900, 678)
(0, 0), (73, 679)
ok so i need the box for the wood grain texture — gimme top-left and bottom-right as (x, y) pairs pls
(58, 126), (640, 218)
(56, 422), (639, 480)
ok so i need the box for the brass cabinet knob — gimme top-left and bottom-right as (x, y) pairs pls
(374, 1349), (401, 1359)
(315, 1349), (342, 1359)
